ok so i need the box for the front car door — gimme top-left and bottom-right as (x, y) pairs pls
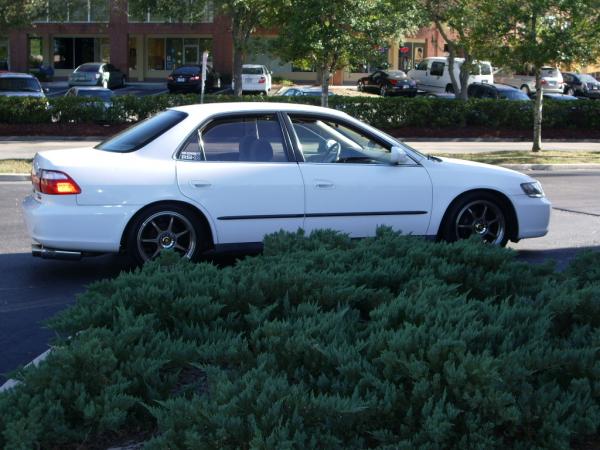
(176, 113), (305, 245)
(284, 113), (432, 238)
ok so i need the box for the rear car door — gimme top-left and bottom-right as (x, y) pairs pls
(176, 113), (305, 245)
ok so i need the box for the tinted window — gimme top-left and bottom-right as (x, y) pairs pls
(416, 60), (428, 71)
(179, 115), (288, 162)
(541, 68), (559, 77)
(76, 64), (101, 73)
(78, 90), (114, 101)
(498, 89), (530, 101)
(96, 110), (187, 152)
(173, 66), (201, 75)
(0, 77), (41, 92)
(386, 70), (408, 78)
(242, 67), (263, 75)
(579, 74), (598, 83)
(430, 61), (445, 76)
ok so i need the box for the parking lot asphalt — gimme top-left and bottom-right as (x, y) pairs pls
(1, 170), (599, 383)
(44, 82), (168, 98)
(1, 138), (600, 161)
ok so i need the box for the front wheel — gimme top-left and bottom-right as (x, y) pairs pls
(441, 193), (509, 246)
(357, 81), (364, 92)
(126, 204), (207, 265)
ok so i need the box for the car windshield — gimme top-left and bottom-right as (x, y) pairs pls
(579, 74), (598, 83)
(242, 67), (263, 75)
(75, 64), (101, 73)
(386, 70), (407, 78)
(499, 90), (530, 100)
(541, 68), (560, 78)
(0, 77), (41, 92)
(96, 110), (188, 152)
(480, 63), (492, 75)
(173, 66), (202, 75)
(78, 90), (113, 101)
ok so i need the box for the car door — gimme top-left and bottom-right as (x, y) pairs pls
(285, 113), (432, 238)
(429, 61), (446, 91)
(367, 71), (381, 91)
(176, 113), (305, 245)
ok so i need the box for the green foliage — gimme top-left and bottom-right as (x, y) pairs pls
(3, 94), (600, 130)
(1, 230), (599, 448)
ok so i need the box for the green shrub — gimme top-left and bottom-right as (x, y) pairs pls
(3, 93), (600, 130)
(0, 230), (599, 449)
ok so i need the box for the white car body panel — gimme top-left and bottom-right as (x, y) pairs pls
(22, 102), (551, 257)
(239, 64), (272, 93)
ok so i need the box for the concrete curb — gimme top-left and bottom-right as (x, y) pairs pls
(0, 349), (51, 393)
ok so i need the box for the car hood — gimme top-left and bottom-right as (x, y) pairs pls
(425, 156), (537, 196)
(0, 91), (45, 98)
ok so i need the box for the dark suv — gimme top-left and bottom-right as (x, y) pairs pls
(167, 65), (221, 94)
(467, 83), (531, 101)
(562, 72), (600, 99)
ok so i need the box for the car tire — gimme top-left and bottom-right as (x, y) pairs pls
(440, 192), (510, 247)
(566, 87), (575, 96)
(380, 85), (387, 97)
(445, 84), (454, 93)
(126, 203), (208, 265)
(520, 85), (531, 96)
(357, 81), (364, 92)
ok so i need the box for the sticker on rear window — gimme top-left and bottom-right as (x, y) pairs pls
(180, 151), (204, 161)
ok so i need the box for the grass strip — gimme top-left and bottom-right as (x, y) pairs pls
(434, 150), (600, 164)
(0, 159), (32, 174)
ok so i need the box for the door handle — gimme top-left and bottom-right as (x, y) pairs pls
(315, 181), (334, 189)
(191, 180), (211, 188)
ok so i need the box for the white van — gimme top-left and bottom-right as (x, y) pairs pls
(407, 57), (494, 93)
(494, 66), (563, 95)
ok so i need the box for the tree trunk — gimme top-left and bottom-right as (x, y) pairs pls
(232, 45), (243, 97)
(447, 51), (460, 96)
(532, 68), (543, 152)
(458, 55), (472, 101)
(321, 67), (330, 108)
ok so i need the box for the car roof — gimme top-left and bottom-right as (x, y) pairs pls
(242, 64), (265, 68)
(0, 72), (37, 79)
(494, 84), (519, 91)
(71, 86), (112, 92)
(171, 102), (349, 118)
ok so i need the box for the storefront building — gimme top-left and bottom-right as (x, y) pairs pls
(6, 1), (446, 83)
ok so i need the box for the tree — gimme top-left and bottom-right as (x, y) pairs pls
(419, 0), (489, 100)
(271, 0), (420, 106)
(477, 0), (600, 150)
(127, 0), (275, 96)
(0, 0), (45, 30)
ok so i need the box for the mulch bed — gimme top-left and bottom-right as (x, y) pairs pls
(1, 123), (599, 140)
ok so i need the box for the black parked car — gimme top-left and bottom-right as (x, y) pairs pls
(467, 83), (531, 101)
(357, 70), (417, 97)
(562, 72), (600, 99)
(167, 65), (221, 94)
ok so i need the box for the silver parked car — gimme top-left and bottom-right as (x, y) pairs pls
(0, 72), (47, 98)
(68, 63), (126, 89)
(494, 66), (564, 95)
(65, 86), (114, 110)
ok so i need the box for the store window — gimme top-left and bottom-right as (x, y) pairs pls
(0, 38), (10, 71)
(130, 1), (214, 23)
(44, 0), (109, 22)
(53, 37), (106, 69)
(129, 37), (137, 71)
(148, 38), (211, 71)
(29, 37), (44, 69)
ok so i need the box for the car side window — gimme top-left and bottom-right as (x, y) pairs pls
(416, 60), (428, 71)
(179, 115), (289, 163)
(430, 61), (445, 77)
(288, 115), (392, 164)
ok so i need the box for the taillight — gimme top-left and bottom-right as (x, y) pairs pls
(167, 75), (174, 81)
(36, 170), (81, 195)
(389, 79), (398, 86)
(190, 75), (200, 81)
(258, 76), (266, 84)
(541, 79), (548, 85)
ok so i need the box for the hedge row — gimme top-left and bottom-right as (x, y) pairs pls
(2, 94), (600, 130)
(0, 230), (599, 449)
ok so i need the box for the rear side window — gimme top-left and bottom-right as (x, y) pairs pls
(480, 64), (492, 75)
(96, 110), (188, 152)
(430, 61), (445, 76)
(541, 68), (559, 77)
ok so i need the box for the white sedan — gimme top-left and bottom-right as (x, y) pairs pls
(23, 102), (550, 264)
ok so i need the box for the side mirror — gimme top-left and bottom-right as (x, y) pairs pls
(390, 146), (410, 165)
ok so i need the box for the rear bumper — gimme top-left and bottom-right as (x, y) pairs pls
(22, 194), (137, 253)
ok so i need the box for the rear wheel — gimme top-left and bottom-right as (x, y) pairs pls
(357, 81), (364, 92)
(380, 85), (387, 97)
(445, 84), (454, 93)
(441, 193), (509, 246)
(126, 204), (207, 265)
(566, 87), (575, 96)
(520, 85), (531, 96)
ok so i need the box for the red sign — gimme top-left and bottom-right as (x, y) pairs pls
(400, 47), (410, 54)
